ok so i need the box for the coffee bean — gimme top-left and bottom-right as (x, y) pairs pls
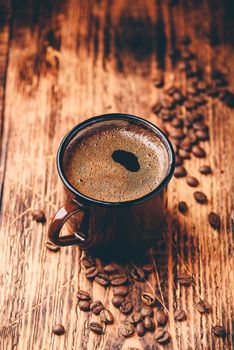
(89, 322), (103, 334)
(141, 292), (155, 306)
(178, 149), (191, 160)
(181, 50), (195, 61)
(81, 255), (95, 268)
(162, 98), (175, 110)
(175, 156), (183, 166)
(171, 118), (184, 128)
(194, 191), (208, 204)
(46, 241), (60, 252)
(195, 299), (211, 314)
(119, 300), (133, 315)
(156, 309), (168, 326)
(199, 165), (212, 174)
(112, 295), (125, 308)
(173, 92), (184, 104)
(113, 285), (129, 296)
(52, 324), (65, 336)
(174, 309), (187, 321)
(90, 300), (104, 315)
(170, 128), (185, 140)
(95, 273), (110, 286)
(77, 290), (91, 301)
(140, 305), (153, 318)
(174, 166), (187, 178)
(208, 212), (221, 229)
(207, 85), (219, 97)
(187, 129), (197, 144)
(192, 145), (206, 158)
(166, 86), (178, 96)
(180, 138), (192, 151)
(31, 209), (46, 223)
(100, 309), (114, 324)
(129, 312), (142, 325)
(180, 35), (191, 46)
(103, 263), (120, 274)
(184, 99), (197, 111)
(178, 201), (188, 213)
(78, 300), (91, 312)
(143, 316), (155, 331)
(194, 96), (207, 106)
(187, 85), (198, 96)
(119, 320), (135, 338)
(130, 267), (145, 282)
(110, 273), (128, 286)
(154, 74), (164, 88)
(158, 109), (175, 122)
(136, 322), (145, 337)
(196, 130), (209, 141)
(152, 102), (162, 114)
(142, 263), (153, 273)
(197, 81), (207, 92)
(86, 266), (99, 279)
(155, 329), (171, 344)
(193, 121), (208, 131)
(211, 69), (224, 80)
(186, 176), (199, 187)
(177, 272), (194, 285)
(212, 325), (226, 337)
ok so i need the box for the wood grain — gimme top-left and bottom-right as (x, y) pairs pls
(0, 0), (233, 349)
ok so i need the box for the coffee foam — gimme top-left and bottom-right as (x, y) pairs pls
(63, 121), (169, 202)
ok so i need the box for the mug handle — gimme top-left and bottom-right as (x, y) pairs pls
(48, 199), (87, 246)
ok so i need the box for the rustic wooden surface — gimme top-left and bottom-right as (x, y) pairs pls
(0, 0), (233, 349)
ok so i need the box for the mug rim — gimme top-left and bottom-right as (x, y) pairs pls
(57, 113), (175, 207)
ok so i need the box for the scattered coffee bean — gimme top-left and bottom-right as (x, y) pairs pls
(174, 166), (187, 178)
(119, 300), (133, 315)
(119, 320), (135, 338)
(177, 272), (194, 285)
(170, 128), (185, 140)
(78, 300), (91, 312)
(112, 295), (125, 308)
(175, 156), (183, 166)
(90, 300), (104, 315)
(178, 148), (191, 160)
(173, 92), (184, 104)
(155, 328), (171, 344)
(180, 138), (192, 151)
(143, 316), (155, 331)
(100, 309), (114, 324)
(193, 121), (208, 131)
(192, 145), (206, 158)
(152, 102), (162, 114)
(77, 290), (91, 301)
(136, 322), (145, 337)
(103, 263), (120, 274)
(208, 211), (221, 229)
(195, 299), (211, 314)
(154, 74), (164, 88)
(95, 273), (110, 286)
(86, 266), (99, 279)
(140, 305), (153, 318)
(212, 325), (226, 337)
(162, 98), (175, 110)
(178, 201), (188, 213)
(180, 35), (191, 46)
(196, 130), (209, 141)
(141, 292), (155, 306)
(156, 309), (168, 326)
(142, 263), (153, 273)
(194, 191), (208, 204)
(197, 81), (207, 92)
(130, 266), (145, 282)
(46, 241), (60, 252)
(31, 209), (46, 223)
(184, 99), (197, 110)
(81, 255), (95, 268)
(52, 324), (65, 336)
(199, 165), (212, 174)
(186, 176), (199, 187)
(129, 312), (142, 325)
(89, 322), (103, 334)
(166, 86), (178, 96)
(172, 118), (184, 128)
(174, 309), (187, 321)
(113, 285), (129, 296)
(110, 273), (128, 286)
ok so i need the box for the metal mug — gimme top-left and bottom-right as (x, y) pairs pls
(48, 114), (175, 260)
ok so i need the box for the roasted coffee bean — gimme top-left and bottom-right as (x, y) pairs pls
(193, 121), (208, 131)
(194, 191), (208, 204)
(158, 110), (175, 122)
(140, 305), (153, 318)
(119, 300), (133, 315)
(129, 312), (142, 325)
(141, 292), (155, 306)
(187, 129), (197, 144)
(174, 309), (187, 321)
(46, 241), (60, 252)
(180, 138), (192, 152)
(113, 285), (129, 296)
(103, 263), (120, 274)
(174, 166), (187, 178)
(32, 209), (46, 223)
(173, 92), (184, 104)
(152, 102), (162, 114)
(112, 295), (125, 308)
(175, 156), (183, 166)
(154, 74), (164, 88)
(95, 273), (110, 286)
(162, 98), (175, 110)
(212, 325), (226, 337)
(119, 320), (135, 338)
(52, 324), (65, 336)
(178, 148), (191, 160)
(78, 300), (91, 312)
(177, 273), (194, 285)
(170, 129), (185, 140)
(184, 99), (197, 111)
(196, 130), (209, 141)
(181, 50), (195, 61)
(81, 255), (95, 268)
(136, 322), (145, 337)
(155, 329), (171, 344)
(171, 118), (184, 128)
(86, 266), (99, 279)
(208, 212), (221, 229)
(142, 263), (153, 272)
(187, 85), (198, 96)
(195, 299), (211, 314)
(180, 35), (191, 46)
(207, 86), (219, 97)
(130, 266), (145, 282)
(156, 309), (168, 326)
(199, 165), (212, 174)
(90, 300), (104, 315)
(192, 145), (206, 158)
(197, 81), (207, 92)
(178, 201), (188, 213)
(77, 290), (91, 301)
(100, 309), (114, 324)
(166, 86), (178, 96)
(110, 273), (128, 286)
(184, 116), (193, 128)
(211, 69), (224, 80)
(89, 322), (103, 334)
(143, 316), (155, 331)
(186, 176), (199, 187)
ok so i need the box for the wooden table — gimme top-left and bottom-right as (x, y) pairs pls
(0, 0), (233, 349)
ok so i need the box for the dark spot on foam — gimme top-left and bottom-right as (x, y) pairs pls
(112, 150), (140, 172)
